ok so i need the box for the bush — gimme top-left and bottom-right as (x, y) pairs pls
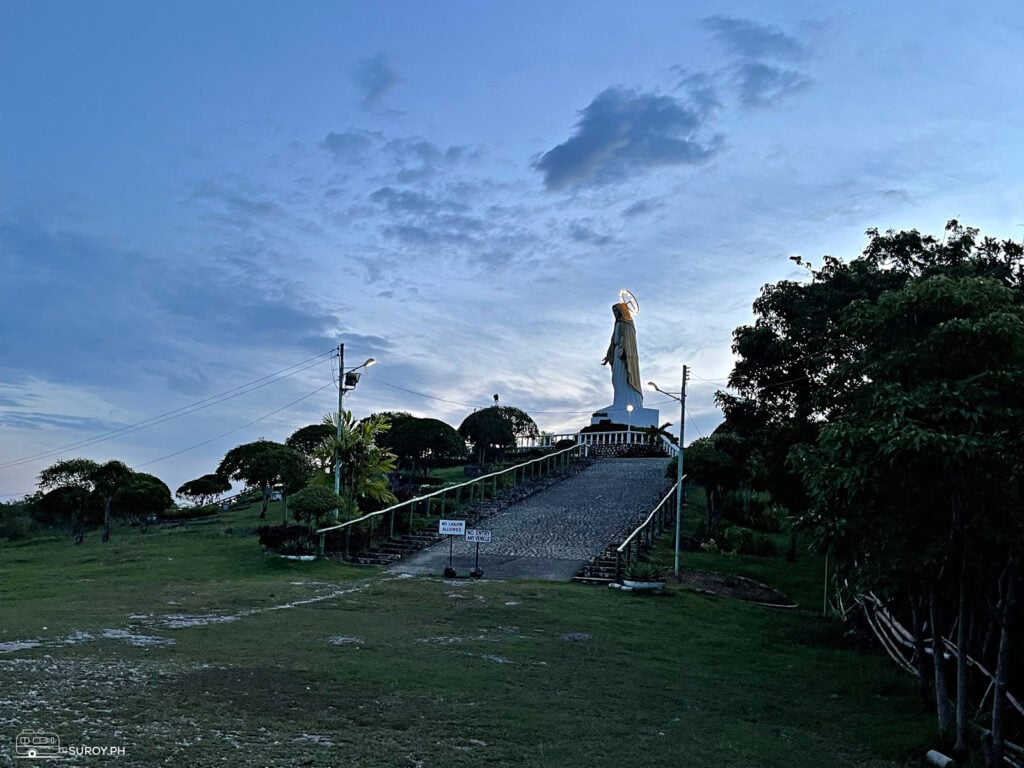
(722, 525), (778, 557)
(624, 561), (666, 582)
(720, 490), (783, 533)
(257, 524), (315, 554)
(0, 511), (38, 541)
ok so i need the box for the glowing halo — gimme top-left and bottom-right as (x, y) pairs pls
(619, 289), (640, 315)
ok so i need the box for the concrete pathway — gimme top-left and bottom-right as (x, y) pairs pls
(389, 458), (668, 581)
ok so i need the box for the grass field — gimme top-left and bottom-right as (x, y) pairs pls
(0, 491), (937, 767)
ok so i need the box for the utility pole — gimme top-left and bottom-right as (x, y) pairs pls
(674, 364), (688, 577)
(335, 343), (344, 499)
(647, 365), (689, 578)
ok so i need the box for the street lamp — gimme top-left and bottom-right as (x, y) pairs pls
(626, 404), (634, 441)
(335, 343), (376, 499)
(648, 365), (689, 577)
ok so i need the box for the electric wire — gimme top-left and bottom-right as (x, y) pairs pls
(0, 349), (335, 470)
(133, 380), (335, 470)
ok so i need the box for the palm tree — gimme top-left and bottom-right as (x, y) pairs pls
(314, 410), (398, 519)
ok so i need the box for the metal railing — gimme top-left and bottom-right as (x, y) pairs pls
(614, 474), (686, 581)
(315, 443), (590, 556)
(519, 430), (676, 452)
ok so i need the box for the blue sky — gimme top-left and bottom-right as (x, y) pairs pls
(2, 1), (1023, 498)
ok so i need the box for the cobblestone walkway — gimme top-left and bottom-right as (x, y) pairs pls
(390, 458), (669, 580)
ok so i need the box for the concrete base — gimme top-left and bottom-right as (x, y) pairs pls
(590, 405), (660, 429)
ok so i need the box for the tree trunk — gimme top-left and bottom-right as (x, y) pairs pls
(102, 495), (112, 543)
(910, 583), (932, 705)
(260, 485), (269, 519)
(988, 559), (1018, 768)
(954, 555), (969, 754)
(930, 586), (954, 746)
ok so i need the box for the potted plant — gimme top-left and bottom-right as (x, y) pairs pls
(622, 561), (667, 592)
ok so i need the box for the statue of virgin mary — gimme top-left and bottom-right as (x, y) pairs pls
(591, 290), (659, 429)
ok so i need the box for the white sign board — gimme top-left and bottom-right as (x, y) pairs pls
(465, 529), (491, 543)
(438, 519), (466, 536)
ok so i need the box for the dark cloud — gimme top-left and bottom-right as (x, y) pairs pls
(735, 61), (810, 108)
(383, 138), (477, 182)
(569, 220), (615, 246)
(622, 199), (662, 218)
(0, 218), (343, 396)
(354, 52), (401, 108)
(320, 130), (382, 159)
(0, 411), (124, 432)
(369, 186), (470, 216)
(190, 179), (286, 227)
(535, 86), (723, 191)
(701, 16), (812, 109)
(702, 16), (806, 61)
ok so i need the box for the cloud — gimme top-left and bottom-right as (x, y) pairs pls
(701, 16), (812, 109)
(535, 86), (724, 191)
(354, 52), (401, 109)
(702, 16), (806, 61)
(369, 186), (470, 217)
(190, 179), (285, 226)
(0, 217), (345, 396)
(320, 130), (382, 160)
(622, 199), (662, 219)
(568, 219), (615, 246)
(735, 61), (810, 108)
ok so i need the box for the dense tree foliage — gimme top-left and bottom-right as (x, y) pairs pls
(176, 473), (232, 506)
(719, 222), (1024, 761)
(313, 410), (398, 520)
(289, 485), (342, 530)
(458, 406), (538, 463)
(112, 472), (173, 527)
(385, 417), (466, 475)
(285, 423), (335, 470)
(36, 459), (171, 542)
(216, 441), (307, 519)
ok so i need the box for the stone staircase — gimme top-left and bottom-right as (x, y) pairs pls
(352, 458), (594, 566)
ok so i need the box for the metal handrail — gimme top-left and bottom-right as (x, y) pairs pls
(315, 443), (588, 545)
(618, 483), (678, 553)
(614, 473), (687, 580)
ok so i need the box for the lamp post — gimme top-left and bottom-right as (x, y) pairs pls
(326, 343), (376, 556)
(626, 404), (634, 443)
(648, 365), (688, 577)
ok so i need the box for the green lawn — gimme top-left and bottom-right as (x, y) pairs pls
(0, 497), (936, 767)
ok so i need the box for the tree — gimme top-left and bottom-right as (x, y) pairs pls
(176, 474), (232, 507)
(722, 221), (1024, 759)
(368, 411), (415, 431)
(38, 458), (101, 543)
(795, 273), (1024, 753)
(289, 486), (342, 531)
(457, 406), (537, 464)
(386, 417), (466, 475)
(313, 411), (398, 520)
(678, 431), (743, 533)
(113, 472), (173, 528)
(37, 458), (169, 543)
(37, 485), (93, 543)
(285, 423), (336, 470)
(216, 440), (305, 519)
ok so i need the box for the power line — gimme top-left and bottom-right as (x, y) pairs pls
(685, 408), (707, 439)
(0, 349), (335, 471)
(133, 382), (335, 473)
